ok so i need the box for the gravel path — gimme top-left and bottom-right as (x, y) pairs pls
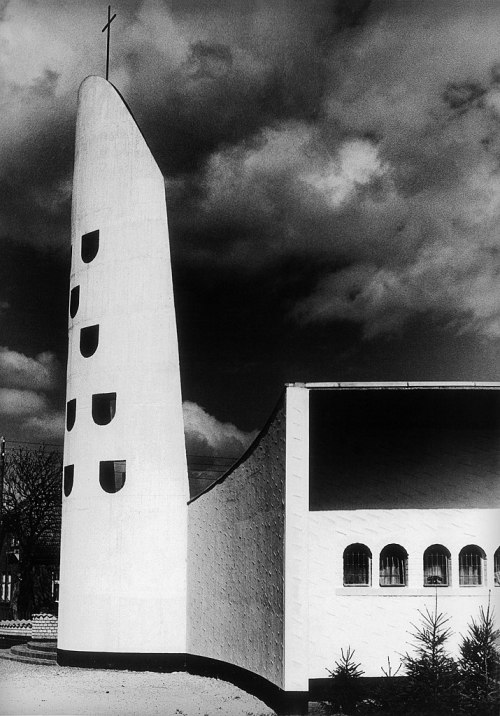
(0, 659), (276, 716)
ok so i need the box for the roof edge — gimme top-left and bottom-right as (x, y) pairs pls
(287, 381), (500, 390)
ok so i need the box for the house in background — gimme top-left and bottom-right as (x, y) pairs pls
(0, 530), (59, 620)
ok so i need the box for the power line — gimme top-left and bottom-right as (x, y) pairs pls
(1, 439), (241, 462)
(3, 439), (64, 448)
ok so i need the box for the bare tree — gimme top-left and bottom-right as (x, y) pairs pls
(2, 445), (61, 618)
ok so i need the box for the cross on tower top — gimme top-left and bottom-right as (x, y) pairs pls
(102, 5), (117, 81)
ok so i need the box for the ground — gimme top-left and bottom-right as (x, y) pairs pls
(0, 659), (277, 716)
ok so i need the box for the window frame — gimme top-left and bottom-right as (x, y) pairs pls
(379, 543), (408, 587)
(423, 544), (451, 587)
(343, 543), (372, 586)
(459, 545), (486, 586)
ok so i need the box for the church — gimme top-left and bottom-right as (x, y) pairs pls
(57, 76), (500, 714)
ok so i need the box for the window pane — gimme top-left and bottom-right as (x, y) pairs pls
(495, 549), (500, 587)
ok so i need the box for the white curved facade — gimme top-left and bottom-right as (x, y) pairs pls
(58, 76), (188, 656)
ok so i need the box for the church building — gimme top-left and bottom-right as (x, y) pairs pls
(57, 76), (500, 714)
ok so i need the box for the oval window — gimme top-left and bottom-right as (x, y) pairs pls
(66, 399), (76, 431)
(81, 230), (99, 263)
(70, 286), (80, 319)
(64, 465), (74, 497)
(99, 460), (126, 493)
(80, 325), (99, 357)
(92, 393), (117, 425)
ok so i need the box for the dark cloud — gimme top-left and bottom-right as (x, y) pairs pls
(1, 0), (499, 442)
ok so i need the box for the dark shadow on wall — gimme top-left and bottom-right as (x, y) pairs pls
(309, 388), (500, 510)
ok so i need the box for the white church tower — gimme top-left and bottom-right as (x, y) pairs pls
(58, 76), (189, 665)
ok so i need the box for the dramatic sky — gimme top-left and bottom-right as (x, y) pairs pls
(1, 0), (500, 461)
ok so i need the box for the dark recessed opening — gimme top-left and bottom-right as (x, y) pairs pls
(92, 392), (117, 425)
(64, 465), (74, 497)
(81, 230), (99, 263)
(99, 460), (126, 493)
(66, 399), (76, 431)
(80, 325), (99, 357)
(70, 286), (80, 318)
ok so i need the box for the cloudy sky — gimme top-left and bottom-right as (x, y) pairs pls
(1, 0), (500, 460)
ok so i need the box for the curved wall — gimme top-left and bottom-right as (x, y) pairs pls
(58, 76), (189, 655)
(187, 398), (286, 689)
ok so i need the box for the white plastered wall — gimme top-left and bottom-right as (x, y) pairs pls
(284, 386), (310, 691)
(58, 76), (189, 654)
(308, 508), (500, 678)
(187, 400), (287, 687)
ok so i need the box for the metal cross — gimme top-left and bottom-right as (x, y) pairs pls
(102, 5), (117, 81)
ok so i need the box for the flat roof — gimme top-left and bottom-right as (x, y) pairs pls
(287, 381), (500, 389)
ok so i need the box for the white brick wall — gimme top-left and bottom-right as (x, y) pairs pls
(308, 508), (500, 677)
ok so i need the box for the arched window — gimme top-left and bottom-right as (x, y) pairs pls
(380, 544), (408, 586)
(66, 399), (76, 431)
(63, 465), (74, 497)
(92, 393), (116, 425)
(99, 460), (126, 493)
(80, 325), (99, 357)
(81, 230), (99, 263)
(423, 545), (451, 586)
(459, 545), (485, 586)
(69, 286), (80, 318)
(494, 548), (500, 586)
(343, 544), (371, 585)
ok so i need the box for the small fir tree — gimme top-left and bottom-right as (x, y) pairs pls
(324, 646), (365, 714)
(459, 597), (500, 715)
(401, 598), (460, 714)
